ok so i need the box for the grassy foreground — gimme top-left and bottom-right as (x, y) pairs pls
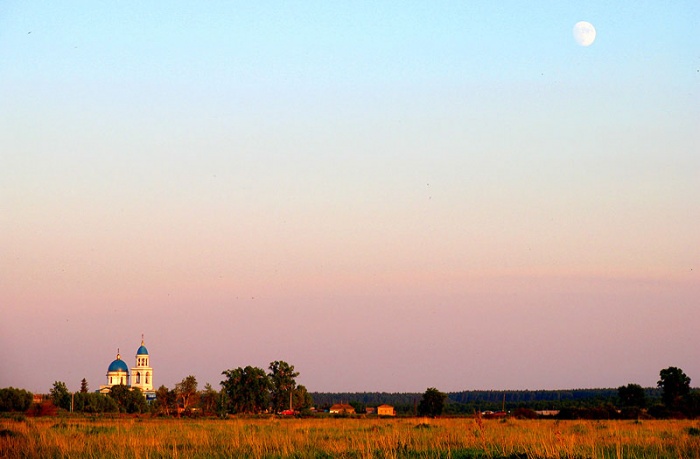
(2, 416), (700, 458)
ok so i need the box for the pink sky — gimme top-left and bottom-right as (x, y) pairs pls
(1, 1), (698, 394)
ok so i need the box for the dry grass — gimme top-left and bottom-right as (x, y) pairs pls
(1, 415), (700, 458)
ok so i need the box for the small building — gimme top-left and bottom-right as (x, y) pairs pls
(329, 403), (356, 414)
(377, 404), (396, 416)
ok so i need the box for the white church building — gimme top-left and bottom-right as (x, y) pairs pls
(99, 337), (156, 400)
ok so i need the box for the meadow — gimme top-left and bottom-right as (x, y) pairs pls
(2, 415), (700, 458)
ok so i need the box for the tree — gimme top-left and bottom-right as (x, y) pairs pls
(175, 375), (199, 414)
(199, 383), (219, 415)
(0, 387), (33, 412)
(221, 366), (271, 414)
(127, 387), (149, 414)
(292, 384), (314, 411)
(417, 387), (447, 417)
(268, 361), (299, 413)
(154, 385), (176, 416)
(50, 381), (71, 411)
(349, 401), (366, 414)
(618, 383), (646, 408)
(108, 385), (148, 413)
(80, 378), (89, 393)
(108, 384), (130, 412)
(73, 392), (118, 413)
(658, 367), (691, 409)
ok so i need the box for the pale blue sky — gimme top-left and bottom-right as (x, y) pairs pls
(1, 1), (698, 393)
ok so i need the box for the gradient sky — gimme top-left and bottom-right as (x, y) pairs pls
(1, 1), (698, 394)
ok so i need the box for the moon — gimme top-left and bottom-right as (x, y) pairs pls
(573, 21), (596, 46)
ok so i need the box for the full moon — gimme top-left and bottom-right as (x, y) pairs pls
(573, 21), (596, 46)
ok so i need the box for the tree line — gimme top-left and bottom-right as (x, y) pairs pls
(312, 367), (700, 419)
(0, 360), (312, 416)
(2, 365), (698, 419)
(152, 361), (313, 416)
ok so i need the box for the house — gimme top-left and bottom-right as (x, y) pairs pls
(377, 404), (396, 416)
(329, 403), (356, 414)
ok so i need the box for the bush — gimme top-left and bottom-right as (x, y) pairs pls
(619, 407), (644, 420)
(556, 406), (619, 420)
(647, 404), (668, 419)
(513, 408), (538, 419)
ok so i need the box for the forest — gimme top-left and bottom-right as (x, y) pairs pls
(310, 386), (684, 417)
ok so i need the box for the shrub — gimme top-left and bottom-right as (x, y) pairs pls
(513, 408), (538, 419)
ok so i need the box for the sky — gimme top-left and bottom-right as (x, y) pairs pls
(1, 1), (698, 394)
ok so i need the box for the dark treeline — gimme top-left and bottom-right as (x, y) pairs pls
(311, 392), (422, 414)
(311, 388), (666, 415)
(3, 366), (696, 419)
(450, 388), (663, 411)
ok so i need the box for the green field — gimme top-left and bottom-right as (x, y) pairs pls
(2, 416), (700, 458)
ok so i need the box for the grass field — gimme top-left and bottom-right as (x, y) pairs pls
(2, 415), (700, 458)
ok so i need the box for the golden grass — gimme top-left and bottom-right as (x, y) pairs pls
(1, 416), (699, 458)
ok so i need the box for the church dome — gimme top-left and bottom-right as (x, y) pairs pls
(108, 355), (129, 373)
(136, 340), (149, 355)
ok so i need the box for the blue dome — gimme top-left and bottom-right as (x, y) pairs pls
(136, 345), (149, 355)
(108, 357), (129, 373)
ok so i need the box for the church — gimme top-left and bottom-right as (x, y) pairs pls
(99, 337), (156, 400)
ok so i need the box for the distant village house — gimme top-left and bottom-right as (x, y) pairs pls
(329, 403), (356, 414)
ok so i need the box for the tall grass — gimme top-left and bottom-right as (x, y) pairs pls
(1, 416), (699, 458)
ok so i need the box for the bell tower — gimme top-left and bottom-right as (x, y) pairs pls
(131, 335), (154, 392)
